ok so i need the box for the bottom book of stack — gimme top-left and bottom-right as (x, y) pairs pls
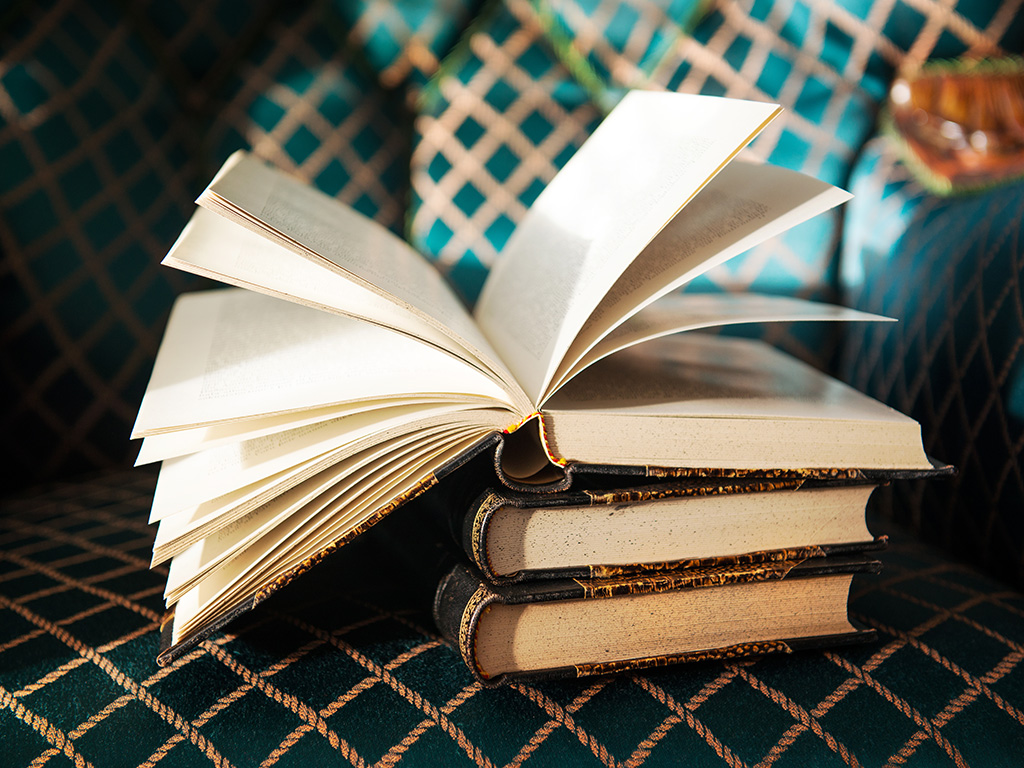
(434, 554), (879, 685)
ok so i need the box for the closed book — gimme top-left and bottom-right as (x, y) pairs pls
(434, 556), (880, 685)
(452, 466), (949, 584)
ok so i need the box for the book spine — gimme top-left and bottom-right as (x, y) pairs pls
(432, 559), (880, 686)
(459, 491), (503, 581)
(433, 564), (500, 683)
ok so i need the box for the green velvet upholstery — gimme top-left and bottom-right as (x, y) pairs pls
(4, 472), (1024, 767)
(409, 0), (602, 303)
(4, 0), (1024, 764)
(840, 138), (1024, 590)
(0, 0), (414, 488)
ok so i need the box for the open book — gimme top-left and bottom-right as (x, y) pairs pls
(133, 91), (932, 662)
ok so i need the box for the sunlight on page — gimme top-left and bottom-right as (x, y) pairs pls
(475, 92), (781, 404)
(548, 294), (891, 394)
(132, 288), (516, 437)
(542, 161), (853, 400)
(200, 153), (530, 410)
(163, 207), (495, 375)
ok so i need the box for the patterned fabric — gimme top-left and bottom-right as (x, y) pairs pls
(201, 3), (411, 232)
(3, 471), (1024, 766)
(1, 1), (412, 488)
(838, 137), (1024, 591)
(409, 0), (603, 303)
(0, 0), (204, 487)
(408, 0), (1022, 364)
(6, 1), (1024, 762)
(329, 0), (484, 91)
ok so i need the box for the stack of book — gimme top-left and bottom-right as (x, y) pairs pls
(130, 91), (943, 673)
(432, 460), (943, 685)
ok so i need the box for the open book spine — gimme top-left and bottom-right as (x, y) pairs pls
(433, 558), (881, 687)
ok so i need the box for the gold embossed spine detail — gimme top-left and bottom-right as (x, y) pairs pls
(470, 492), (505, 579)
(460, 585), (499, 681)
(574, 559), (802, 600)
(581, 477), (805, 506)
(588, 545), (827, 580)
(643, 466), (864, 481)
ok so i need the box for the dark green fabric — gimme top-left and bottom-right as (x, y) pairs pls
(4, 1), (1024, 759)
(0, 0), (414, 488)
(3, 472), (1024, 766)
(839, 137), (1024, 590)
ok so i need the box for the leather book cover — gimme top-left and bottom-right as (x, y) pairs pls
(453, 474), (895, 584)
(433, 556), (881, 686)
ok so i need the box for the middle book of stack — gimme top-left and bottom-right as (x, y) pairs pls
(433, 460), (944, 685)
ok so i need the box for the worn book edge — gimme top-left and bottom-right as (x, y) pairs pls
(434, 556), (881, 686)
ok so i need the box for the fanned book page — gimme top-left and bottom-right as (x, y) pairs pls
(135, 91), (934, 662)
(474, 92), (783, 403)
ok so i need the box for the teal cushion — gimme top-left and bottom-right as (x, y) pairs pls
(839, 136), (1024, 589)
(407, 0), (1022, 370)
(1, 1), (415, 486)
(328, 0), (482, 91)
(3, 471), (1024, 766)
(408, 0), (602, 304)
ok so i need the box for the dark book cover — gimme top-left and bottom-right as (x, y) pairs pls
(434, 556), (881, 686)
(450, 462), (952, 584)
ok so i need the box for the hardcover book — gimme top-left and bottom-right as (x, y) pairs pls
(433, 556), (881, 685)
(131, 91), (933, 663)
(449, 469), (952, 584)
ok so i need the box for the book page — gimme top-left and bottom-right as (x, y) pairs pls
(544, 333), (917, 422)
(170, 432), (486, 644)
(542, 161), (853, 400)
(163, 424), (472, 599)
(132, 288), (516, 437)
(136, 396), (482, 465)
(474, 92), (781, 404)
(547, 294), (891, 395)
(200, 153), (529, 410)
(148, 452), (320, 525)
(152, 422), (475, 564)
(164, 207), (493, 374)
(136, 397), (467, 465)
(150, 403), (508, 516)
